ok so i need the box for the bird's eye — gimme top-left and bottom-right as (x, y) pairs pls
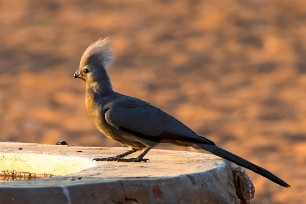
(83, 68), (89, 73)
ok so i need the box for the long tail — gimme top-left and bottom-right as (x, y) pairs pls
(197, 143), (290, 187)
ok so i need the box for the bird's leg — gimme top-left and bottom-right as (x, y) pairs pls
(117, 147), (152, 162)
(93, 149), (138, 161)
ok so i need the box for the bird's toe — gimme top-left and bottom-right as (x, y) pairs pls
(116, 158), (149, 162)
(93, 157), (119, 161)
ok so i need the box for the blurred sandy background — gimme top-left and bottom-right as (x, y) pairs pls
(0, 0), (305, 203)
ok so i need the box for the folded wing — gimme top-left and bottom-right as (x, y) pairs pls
(104, 98), (215, 145)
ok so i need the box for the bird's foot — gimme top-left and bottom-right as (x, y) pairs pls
(93, 157), (149, 162)
(93, 157), (120, 161)
(117, 158), (149, 162)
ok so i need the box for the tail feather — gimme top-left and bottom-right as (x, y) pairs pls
(197, 144), (290, 187)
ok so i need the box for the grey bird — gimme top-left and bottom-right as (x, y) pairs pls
(74, 38), (290, 188)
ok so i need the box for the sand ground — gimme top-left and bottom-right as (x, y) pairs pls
(0, 1), (305, 203)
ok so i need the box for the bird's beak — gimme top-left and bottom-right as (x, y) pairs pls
(74, 70), (80, 78)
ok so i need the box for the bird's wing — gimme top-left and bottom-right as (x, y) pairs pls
(105, 98), (214, 145)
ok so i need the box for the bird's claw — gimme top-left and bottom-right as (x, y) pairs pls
(93, 157), (119, 161)
(93, 157), (149, 162)
(116, 158), (149, 162)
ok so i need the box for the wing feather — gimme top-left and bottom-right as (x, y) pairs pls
(105, 98), (214, 145)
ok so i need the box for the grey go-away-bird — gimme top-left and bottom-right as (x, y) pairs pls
(74, 38), (290, 188)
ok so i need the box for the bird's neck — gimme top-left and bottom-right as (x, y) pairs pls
(86, 69), (113, 96)
(85, 70), (114, 117)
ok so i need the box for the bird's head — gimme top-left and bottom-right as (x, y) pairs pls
(74, 37), (114, 82)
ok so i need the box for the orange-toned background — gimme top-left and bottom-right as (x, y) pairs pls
(0, 1), (304, 203)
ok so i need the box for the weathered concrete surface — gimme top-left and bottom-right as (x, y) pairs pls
(0, 142), (240, 204)
(0, 152), (95, 176)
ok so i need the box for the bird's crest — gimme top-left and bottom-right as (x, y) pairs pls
(79, 37), (114, 69)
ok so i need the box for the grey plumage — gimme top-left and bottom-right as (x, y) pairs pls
(74, 38), (290, 188)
